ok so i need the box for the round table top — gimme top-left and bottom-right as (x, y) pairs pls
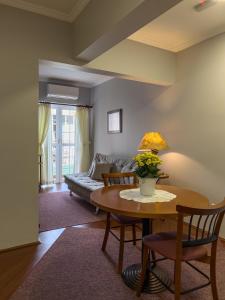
(90, 184), (209, 218)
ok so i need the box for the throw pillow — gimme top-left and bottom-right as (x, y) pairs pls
(121, 160), (135, 173)
(91, 163), (113, 180)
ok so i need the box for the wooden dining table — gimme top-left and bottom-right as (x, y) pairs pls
(90, 184), (209, 294)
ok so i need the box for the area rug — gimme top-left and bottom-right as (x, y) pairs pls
(39, 192), (104, 231)
(11, 227), (225, 300)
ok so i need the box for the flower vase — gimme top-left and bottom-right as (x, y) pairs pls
(138, 177), (156, 196)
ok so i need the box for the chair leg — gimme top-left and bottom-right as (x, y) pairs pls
(136, 244), (149, 297)
(132, 224), (136, 245)
(174, 259), (182, 300)
(101, 212), (111, 251)
(210, 243), (219, 300)
(118, 224), (125, 274)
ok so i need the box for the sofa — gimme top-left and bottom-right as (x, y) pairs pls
(64, 153), (135, 212)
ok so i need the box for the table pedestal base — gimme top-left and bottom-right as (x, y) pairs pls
(122, 263), (171, 294)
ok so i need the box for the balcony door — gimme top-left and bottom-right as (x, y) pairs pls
(50, 105), (76, 183)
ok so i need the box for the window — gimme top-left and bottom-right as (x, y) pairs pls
(49, 105), (76, 183)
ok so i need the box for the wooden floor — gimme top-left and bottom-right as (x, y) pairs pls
(0, 222), (108, 300)
(0, 183), (110, 300)
(1, 184), (224, 300)
(0, 183), (168, 300)
(40, 182), (69, 193)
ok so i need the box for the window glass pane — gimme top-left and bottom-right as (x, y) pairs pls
(62, 145), (75, 176)
(51, 109), (57, 144)
(61, 108), (75, 178)
(48, 106), (76, 183)
(62, 109), (75, 145)
(62, 110), (74, 133)
(52, 144), (56, 181)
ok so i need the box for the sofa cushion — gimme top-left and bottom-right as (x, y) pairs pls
(121, 160), (136, 173)
(88, 153), (134, 173)
(88, 153), (112, 176)
(65, 175), (104, 191)
(65, 153), (135, 203)
(91, 163), (113, 180)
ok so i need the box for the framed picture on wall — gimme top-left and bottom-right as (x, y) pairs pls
(107, 109), (122, 133)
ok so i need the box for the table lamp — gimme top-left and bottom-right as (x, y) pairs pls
(138, 132), (169, 154)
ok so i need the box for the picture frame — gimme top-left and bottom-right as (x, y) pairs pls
(107, 109), (122, 133)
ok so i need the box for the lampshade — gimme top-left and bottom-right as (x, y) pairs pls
(138, 132), (169, 152)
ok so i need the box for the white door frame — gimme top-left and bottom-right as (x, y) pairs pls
(52, 104), (75, 183)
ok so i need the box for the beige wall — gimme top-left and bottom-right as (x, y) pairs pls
(72, 0), (181, 61)
(1, 3), (225, 249)
(92, 33), (225, 237)
(0, 5), (75, 250)
(72, 0), (144, 57)
(91, 78), (166, 155)
(0, 2), (179, 250)
(87, 39), (176, 86)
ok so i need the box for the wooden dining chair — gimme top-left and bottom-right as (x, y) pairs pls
(101, 172), (142, 274)
(136, 199), (225, 299)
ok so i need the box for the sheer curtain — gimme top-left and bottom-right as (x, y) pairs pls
(42, 123), (54, 184)
(41, 105), (90, 184)
(38, 103), (51, 185)
(74, 107), (90, 173)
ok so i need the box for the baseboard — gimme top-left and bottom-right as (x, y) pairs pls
(0, 241), (40, 254)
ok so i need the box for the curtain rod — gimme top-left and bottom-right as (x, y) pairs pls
(38, 101), (93, 109)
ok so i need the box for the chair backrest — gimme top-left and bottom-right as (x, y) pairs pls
(102, 172), (137, 187)
(176, 199), (225, 248)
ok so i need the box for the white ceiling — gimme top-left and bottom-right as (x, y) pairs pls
(0, 0), (90, 22)
(128, 0), (225, 52)
(39, 61), (113, 88)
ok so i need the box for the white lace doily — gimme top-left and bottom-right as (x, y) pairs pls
(119, 188), (176, 203)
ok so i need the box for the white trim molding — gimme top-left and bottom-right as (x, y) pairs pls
(0, 0), (90, 22)
(69, 0), (90, 22)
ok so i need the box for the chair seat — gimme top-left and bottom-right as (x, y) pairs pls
(111, 213), (141, 225)
(143, 231), (208, 261)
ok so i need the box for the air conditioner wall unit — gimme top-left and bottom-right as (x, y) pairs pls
(47, 84), (79, 100)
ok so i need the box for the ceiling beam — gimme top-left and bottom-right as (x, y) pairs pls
(85, 39), (176, 86)
(73, 0), (182, 61)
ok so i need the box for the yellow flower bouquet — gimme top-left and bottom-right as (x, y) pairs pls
(133, 152), (162, 178)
